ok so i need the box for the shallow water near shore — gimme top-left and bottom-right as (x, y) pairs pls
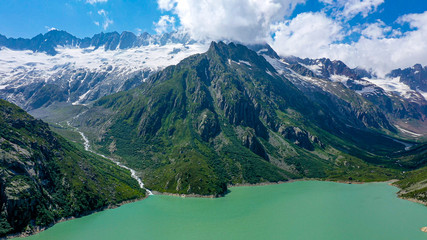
(21, 181), (427, 240)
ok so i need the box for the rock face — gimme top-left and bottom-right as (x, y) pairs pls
(279, 126), (315, 151)
(388, 64), (427, 92)
(0, 99), (145, 237)
(71, 41), (416, 197)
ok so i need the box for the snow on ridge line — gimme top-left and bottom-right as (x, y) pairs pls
(363, 76), (426, 101)
(0, 43), (209, 85)
(264, 54), (426, 102)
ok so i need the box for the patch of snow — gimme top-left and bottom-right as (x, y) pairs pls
(266, 70), (275, 77)
(257, 49), (268, 54)
(363, 76), (425, 101)
(72, 89), (92, 105)
(356, 86), (377, 95)
(329, 74), (349, 83)
(417, 88), (427, 100)
(238, 60), (252, 66)
(395, 125), (423, 137)
(300, 63), (322, 76)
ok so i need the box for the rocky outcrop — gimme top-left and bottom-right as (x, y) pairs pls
(196, 110), (220, 141)
(278, 126), (325, 151)
(239, 128), (269, 161)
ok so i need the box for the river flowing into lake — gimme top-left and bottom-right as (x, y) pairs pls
(21, 181), (427, 240)
(66, 118), (153, 195)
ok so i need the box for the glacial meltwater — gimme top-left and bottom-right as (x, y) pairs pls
(22, 181), (427, 240)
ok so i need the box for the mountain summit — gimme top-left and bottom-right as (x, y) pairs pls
(70, 42), (423, 196)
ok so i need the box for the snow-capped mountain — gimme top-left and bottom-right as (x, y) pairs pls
(0, 31), (426, 137)
(254, 45), (426, 137)
(279, 56), (427, 104)
(0, 30), (208, 110)
(387, 64), (427, 97)
(0, 30), (196, 55)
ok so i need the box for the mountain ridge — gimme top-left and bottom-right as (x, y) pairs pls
(69, 41), (425, 197)
(0, 30), (194, 55)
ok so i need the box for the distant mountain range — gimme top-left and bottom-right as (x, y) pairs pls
(0, 30), (194, 55)
(0, 30), (208, 110)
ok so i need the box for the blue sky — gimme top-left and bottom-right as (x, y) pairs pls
(0, 0), (162, 38)
(0, 0), (424, 38)
(1, 0), (427, 74)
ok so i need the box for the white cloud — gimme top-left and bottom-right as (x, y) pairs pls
(157, 0), (176, 11)
(361, 20), (391, 39)
(157, 0), (306, 44)
(319, 0), (334, 4)
(154, 15), (176, 34)
(341, 0), (384, 18)
(86, 0), (108, 4)
(271, 11), (427, 76)
(45, 26), (58, 32)
(97, 9), (114, 30)
(320, 0), (384, 19)
(271, 12), (343, 57)
(94, 21), (100, 26)
(155, 0), (427, 76)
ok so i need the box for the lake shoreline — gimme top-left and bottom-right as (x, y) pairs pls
(3, 195), (149, 240)
(7, 178), (424, 239)
(151, 178), (401, 198)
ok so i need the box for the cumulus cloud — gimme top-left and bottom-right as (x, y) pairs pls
(272, 10), (427, 76)
(321, 0), (384, 19)
(360, 20), (391, 39)
(157, 0), (306, 43)
(86, 0), (108, 4)
(154, 15), (176, 34)
(155, 0), (427, 75)
(340, 0), (384, 19)
(271, 12), (343, 57)
(97, 9), (114, 30)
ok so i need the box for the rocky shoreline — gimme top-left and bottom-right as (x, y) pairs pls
(3, 195), (148, 240)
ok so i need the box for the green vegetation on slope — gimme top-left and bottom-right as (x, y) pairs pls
(68, 42), (423, 198)
(0, 99), (145, 237)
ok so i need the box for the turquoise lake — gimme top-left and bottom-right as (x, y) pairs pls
(22, 181), (427, 240)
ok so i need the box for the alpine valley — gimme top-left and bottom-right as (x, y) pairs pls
(0, 30), (427, 238)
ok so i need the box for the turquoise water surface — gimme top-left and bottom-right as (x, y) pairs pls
(22, 181), (427, 240)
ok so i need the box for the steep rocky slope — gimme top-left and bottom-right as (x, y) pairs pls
(0, 99), (145, 237)
(71, 42), (421, 196)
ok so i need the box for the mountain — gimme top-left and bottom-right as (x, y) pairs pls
(68, 42), (427, 198)
(267, 54), (427, 137)
(1, 30), (426, 134)
(0, 30), (194, 55)
(0, 99), (145, 237)
(388, 64), (427, 93)
(0, 30), (207, 111)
